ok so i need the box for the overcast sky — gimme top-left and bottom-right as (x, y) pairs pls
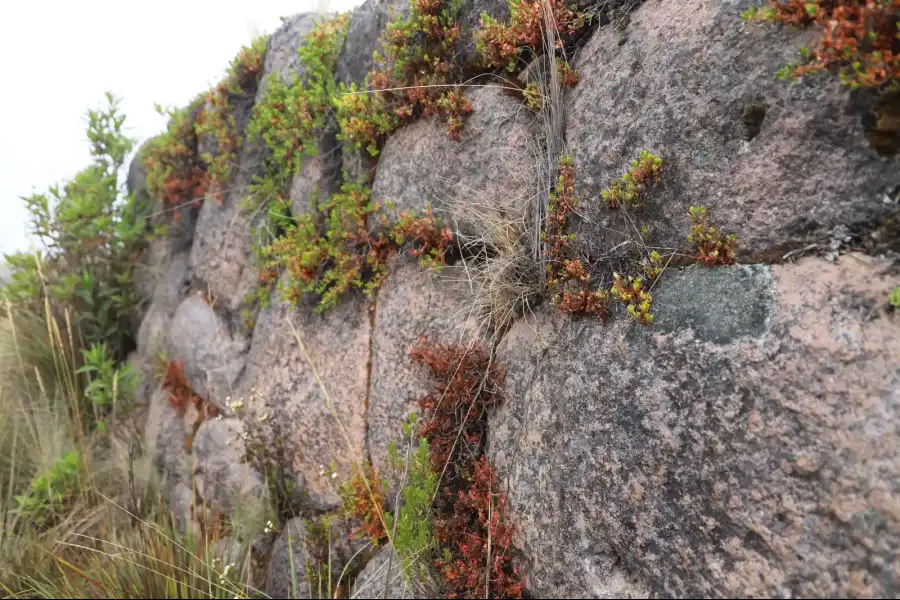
(0, 0), (363, 257)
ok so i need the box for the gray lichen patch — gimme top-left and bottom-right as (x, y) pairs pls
(652, 264), (775, 344)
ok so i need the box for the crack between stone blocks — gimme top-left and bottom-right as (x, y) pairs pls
(363, 290), (379, 467)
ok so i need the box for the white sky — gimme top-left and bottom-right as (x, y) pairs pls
(0, 0), (363, 257)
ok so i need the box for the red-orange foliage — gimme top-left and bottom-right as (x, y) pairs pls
(409, 338), (523, 599)
(343, 461), (388, 543)
(436, 457), (523, 599)
(143, 108), (209, 215)
(544, 157), (608, 320)
(162, 360), (199, 413)
(409, 339), (505, 474)
(753, 0), (899, 89)
(161, 360), (217, 449)
(476, 0), (581, 71)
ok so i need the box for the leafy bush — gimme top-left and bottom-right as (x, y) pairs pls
(335, 0), (471, 155)
(476, 0), (583, 72)
(247, 16), (348, 213)
(409, 338), (523, 598)
(76, 342), (137, 434)
(340, 460), (388, 543)
(384, 415), (438, 585)
(2, 93), (151, 367)
(14, 450), (85, 526)
(688, 206), (737, 265)
(143, 100), (209, 212)
(600, 150), (664, 210)
(260, 182), (453, 313)
(196, 35), (268, 204)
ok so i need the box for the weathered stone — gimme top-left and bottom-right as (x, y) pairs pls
(368, 258), (485, 494)
(566, 0), (900, 260)
(192, 417), (263, 515)
(170, 481), (201, 537)
(335, 0), (409, 88)
(265, 516), (372, 598)
(128, 138), (195, 306)
(261, 13), (323, 92)
(371, 86), (536, 237)
(290, 147), (342, 221)
(188, 176), (261, 316)
(165, 294), (249, 406)
(456, 0), (509, 68)
(143, 386), (192, 486)
(234, 285), (370, 511)
(489, 254), (900, 598)
(258, 12), (343, 225)
(265, 518), (313, 598)
(351, 546), (435, 599)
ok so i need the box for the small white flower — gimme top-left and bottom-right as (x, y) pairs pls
(331, 472), (338, 479)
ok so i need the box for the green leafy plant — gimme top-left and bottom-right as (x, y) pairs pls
(2, 93), (151, 365)
(14, 450), (84, 525)
(543, 156), (609, 319)
(384, 415), (438, 584)
(260, 182), (453, 313)
(247, 16), (348, 213)
(888, 286), (900, 308)
(688, 206), (737, 265)
(335, 0), (471, 155)
(610, 272), (654, 325)
(76, 342), (137, 434)
(600, 150), (664, 210)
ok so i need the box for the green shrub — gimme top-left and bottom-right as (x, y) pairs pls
(384, 421), (437, 586)
(14, 450), (84, 526)
(246, 14), (349, 214)
(2, 92), (151, 366)
(195, 35), (269, 204)
(888, 287), (900, 309)
(334, 0), (471, 155)
(76, 342), (137, 434)
(143, 100), (209, 211)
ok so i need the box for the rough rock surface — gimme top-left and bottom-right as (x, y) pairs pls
(117, 1), (900, 597)
(143, 386), (192, 486)
(234, 285), (370, 511)
(261, 14), (322, 90)
(351, 546), (433, 599)
(257, 13), (343, 223)
(335, 0), (409, 87)
(367, 259), (485, 493)
(265, 518), (313, 599)
(165, 294), (249, 406)
(191, 417), (262, 515)
(489, 255), (900, 598)
(371, 86), (537, 236)
(265, 516), (373, 598)
(188, 160), (261, 317)
(566, 0), (900, 260)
